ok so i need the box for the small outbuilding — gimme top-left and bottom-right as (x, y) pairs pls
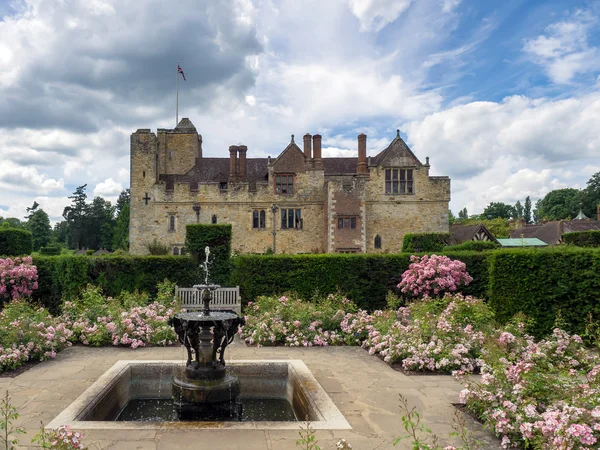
(496, 238), (548, 248)
(450, 224), (496, 244)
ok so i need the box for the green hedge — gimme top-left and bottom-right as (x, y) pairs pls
(31, 255), (199, 314)
(186, 224), (232, 284)
(39, 246), (61, 255)
(231, 251), (489, 311)
(0, 228), (33, 256)
(402, 232), (449, 253)
(444, 241), (499, 252)
(487, 248), (600, 337)
(563, 230), (600, 248)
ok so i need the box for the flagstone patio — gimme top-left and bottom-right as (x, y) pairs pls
(1, 341), (501, 449)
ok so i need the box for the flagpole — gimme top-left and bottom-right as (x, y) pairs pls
(176, 61), (179, 127)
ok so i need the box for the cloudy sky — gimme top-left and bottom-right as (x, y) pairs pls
(1, 0), (599, 222)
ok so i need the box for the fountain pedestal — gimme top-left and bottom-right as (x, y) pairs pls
(171, 286), (244, 420)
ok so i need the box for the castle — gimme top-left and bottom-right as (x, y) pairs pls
(129, 118), (450, 255)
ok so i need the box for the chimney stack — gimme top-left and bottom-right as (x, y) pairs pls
(303, 133), (312, 159)
(238, 145), (247, 180)
(357, 133), (368, 174)
(229, 145), (238, 181)
(312, 134), (323, 169)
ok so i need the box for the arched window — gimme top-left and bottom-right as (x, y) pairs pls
(169, 215), (175, 231)
(173, 247), (179, 255)
(374, 235), (382, 249)
(212, 215), (217, 224)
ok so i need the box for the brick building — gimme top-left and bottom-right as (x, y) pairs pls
(129, 118), (450, 255)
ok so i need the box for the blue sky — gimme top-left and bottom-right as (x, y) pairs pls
(0, 0), (599, 222)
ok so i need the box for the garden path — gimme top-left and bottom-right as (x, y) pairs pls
(0, 341), (501, 449)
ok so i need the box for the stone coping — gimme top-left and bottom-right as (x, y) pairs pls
(47, 360), (351, 431)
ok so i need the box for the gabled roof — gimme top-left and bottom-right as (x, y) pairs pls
(450, 224), (495, 244)
(371, 130), (423, 167)
(272, 136), (304, 166)
(510, 219), (600, 245)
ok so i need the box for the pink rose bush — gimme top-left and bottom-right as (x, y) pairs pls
(33, 424), (85, 449)
(59, 282), (178, 349)
(0, 300), (72, 372)
(361, 294), (493, 373)
(459, 324), (600, 449)
(239, 293), (356, 347)
(398, 255), (472, 298)
(0, 256), (38, 300)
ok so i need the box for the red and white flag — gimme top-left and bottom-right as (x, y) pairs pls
(178, 64), (186, 81)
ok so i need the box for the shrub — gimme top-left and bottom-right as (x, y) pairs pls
(563, 230), (600, 247)
(0, 301), (72, 372)
(0, 227), (33, 256)
(39, 246), (61, 255)
(401, 232), (449, 253)
(146, 238), (169, 255)
(0, 256), (38, 302)
(398, 255), (472, 298)
(487, 247), (600, 337)
(31, 255), (197, 314)
(460, 326), (600, 449)
(185, 224), (232, 284)
(444, 241), (499, 252)
(240, 293), (356, 347)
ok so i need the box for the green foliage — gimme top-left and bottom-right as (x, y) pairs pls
(112, 203), (130, 250)
(231, 252), (489, 310)
(487, 247), (600, 337)
(482, 202), (514, 220)
(1, 391), (26, 450)
(146, 238), (169, 255)
(31, 255), (197, 314)
(0, 227), (33, 256)
(458, 207), (468, 219)
(524, 196), (532, 224)
(185, 224), (232, 284)
(513, 200), (524, 220)
(444, 241), (499, 252)
(534, 188), (581, 221)
(39, 246), (61, 255)
(563, 230), (600, 247)
(402, 233), (449, 253)
(25, 203), (51, 251)
(296, 417), (320, 450)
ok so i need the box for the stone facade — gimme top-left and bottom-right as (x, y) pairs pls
(129, 119), (450, 255)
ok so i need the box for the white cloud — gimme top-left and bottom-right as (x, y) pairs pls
(93, 178), (124, 198)
(405, 93), (600, 213)
(523, 10), (600, 84)
(442, 0), (461, 13)
(0, 161), (64, 193)
(348, 0), (413, 32)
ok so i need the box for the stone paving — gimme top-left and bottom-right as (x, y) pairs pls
(0, 341), (501, 449)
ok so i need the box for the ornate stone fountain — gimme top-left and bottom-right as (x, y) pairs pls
(170, 248), (244, 419)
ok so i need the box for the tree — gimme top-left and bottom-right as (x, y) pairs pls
(448, 209), (456, 226)
(26, 205), (51, 251)
(51, 221), (69, 247)
(458, 208), (468, 219)
(513, 200), (524, 219)
(63, 184), (88, 250)
(0, 218), (26, 229)
(482, 202), (514, 220)
(524, 196), (532, 224)
(87, 196), (115, 250)
(582, 171), (600, 219)
(534, 188), (581, 221)
(25, 201), (39, 219)
(112, 189), (130, 251)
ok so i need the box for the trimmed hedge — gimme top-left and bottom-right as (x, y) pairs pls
(186, 224), (232, 284)
(0, 227), (33, 256)
(444, 241), (499, 252)
(402, 232), (449, 253)
(563, 230), (600, 248)
(31, 255), (198, 314)
(39, 246), (61, 255)
(230, 251), (489, 311)
(488, 247), (600, 337)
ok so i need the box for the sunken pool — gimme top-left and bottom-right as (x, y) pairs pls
(47, 360), (351, 431)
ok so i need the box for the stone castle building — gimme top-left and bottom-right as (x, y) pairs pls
(129, 118), (450, 255)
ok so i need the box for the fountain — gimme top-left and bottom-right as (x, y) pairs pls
(170, 247), (244, 419)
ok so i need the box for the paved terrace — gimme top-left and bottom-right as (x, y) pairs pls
(1, 341), (501, 449)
